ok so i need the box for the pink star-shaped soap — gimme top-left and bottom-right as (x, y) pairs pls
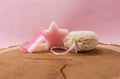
(43, 21), (68, 50)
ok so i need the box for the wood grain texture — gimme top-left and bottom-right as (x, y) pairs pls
(0, 44), (120, 79)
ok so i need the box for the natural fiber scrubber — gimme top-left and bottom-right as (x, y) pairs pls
(64, 31), (98, 52)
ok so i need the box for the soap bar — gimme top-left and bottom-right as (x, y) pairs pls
(64, 31), (98, 52)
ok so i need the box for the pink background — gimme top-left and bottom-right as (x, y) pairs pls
(0, 0), (120, 48)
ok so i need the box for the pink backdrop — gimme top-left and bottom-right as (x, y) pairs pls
(0, 0), (120, 48)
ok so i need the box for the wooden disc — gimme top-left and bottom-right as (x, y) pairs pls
(0, 43), (120, 79)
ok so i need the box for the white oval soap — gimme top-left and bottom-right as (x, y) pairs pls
(64, 31), (98, 52)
